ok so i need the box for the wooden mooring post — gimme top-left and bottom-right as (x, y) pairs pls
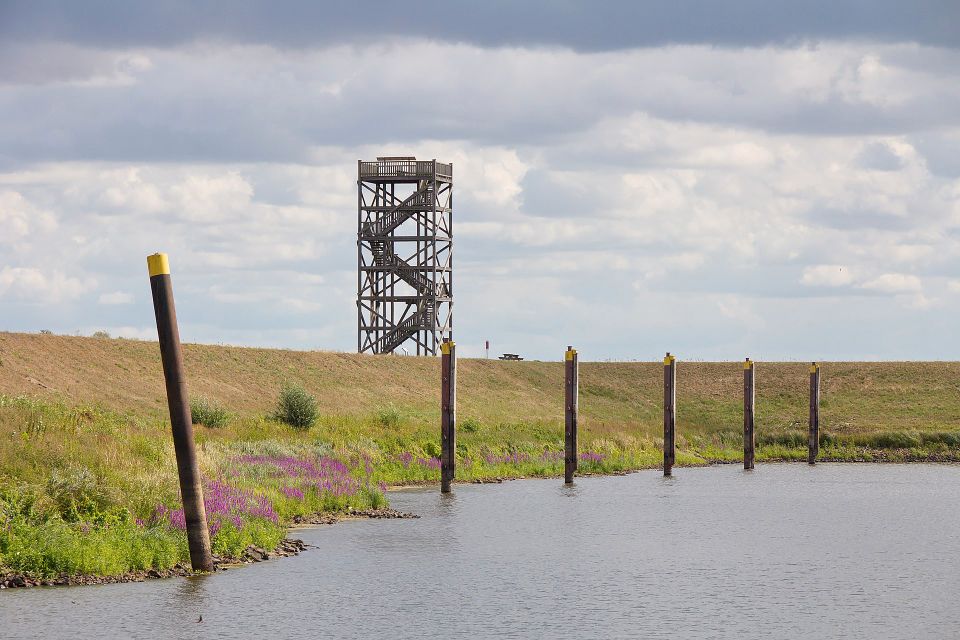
(808, 362), (820, 465)
(564, 346), (579, 484)
(743, 358), (755, 470)
(440, 339), (457, 493)
(663, 352), (677, 476)
(147, 253), (213, 572)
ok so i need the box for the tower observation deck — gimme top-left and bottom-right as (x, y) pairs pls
(357, 157), (453, 355)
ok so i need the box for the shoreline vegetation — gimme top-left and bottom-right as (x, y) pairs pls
(3, 332), (960, 587)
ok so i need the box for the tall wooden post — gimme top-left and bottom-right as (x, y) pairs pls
(663, 352), (676, 476)
(564, 346), (579, 484)
(743, 358), (755, 470)
(808, 362), (820, 465)
(441, 339), (457, 493)
(147, 253), (213, 572)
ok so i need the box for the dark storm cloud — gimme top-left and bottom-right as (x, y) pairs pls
(2, 0), (958, 51)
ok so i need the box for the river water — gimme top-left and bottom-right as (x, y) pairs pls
(3, 464), (960, 639)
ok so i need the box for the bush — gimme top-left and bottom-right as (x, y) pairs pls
(274, 384), (318, 430)
(46, 466), (113, 523)
(91, 331), (111, 339)
(422, 440), (441, 458)
(920, 431), (960, 447)
(190, 397), (229, 429)
(375, 406), (402, 428)
(460, 417), (481, 433)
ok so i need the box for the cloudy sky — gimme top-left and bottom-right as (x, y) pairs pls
(1, 1), (959, 360)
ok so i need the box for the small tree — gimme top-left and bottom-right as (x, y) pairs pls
(275, 384), (318, 430)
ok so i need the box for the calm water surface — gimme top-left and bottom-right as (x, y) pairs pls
(3, 464), (960, 639)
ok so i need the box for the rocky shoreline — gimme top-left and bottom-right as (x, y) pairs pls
(0, 508), (418, 590)
(291, 506), (419, 525)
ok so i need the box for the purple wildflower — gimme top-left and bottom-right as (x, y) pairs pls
(416, 456), (441, 470)
(579, 452), (606, 463)
(281, 486), (305, 500)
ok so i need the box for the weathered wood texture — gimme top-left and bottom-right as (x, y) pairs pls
(147, 254), (213, 573)
(743, 359), (756, 470)
(809, 363), (820, 465)
(441, 340), (457, 492)
(564, 346), (579, 484)
(663, 353), (677, 476)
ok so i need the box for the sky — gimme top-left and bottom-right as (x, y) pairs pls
(1, 1), (959, 361)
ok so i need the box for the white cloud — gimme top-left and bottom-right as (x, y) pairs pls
(901, 292), (937, 310)
(0, 190), (57, 243)
(716, 296), (766, 330)
(861, 273), (923, 293)
(0, 267), (96, 303)
(170, 172), (254, 222)
(98, 291), (134, 305)
(800, 265), (855, 287)
(101, 326), (157, 341)
(98, 168), (166, 213)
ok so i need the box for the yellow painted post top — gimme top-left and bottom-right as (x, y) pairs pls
(565, 347), (577, 360)
(744, 359), (753, 369)
(147, 253), (170, 277)
(663, 354), (676, 365)
(810, 363), (819, 373)
(441, 340), (455, 354)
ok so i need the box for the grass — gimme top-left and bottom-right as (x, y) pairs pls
(3, 332), (960, 580)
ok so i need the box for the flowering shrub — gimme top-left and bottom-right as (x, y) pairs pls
(416, 457), (441, 470)
(578, 452), (606, 463)
(485, 452), (531, 464)
(151, 481), (277, 537)
(281, 486), (304, 500)
(236, 455), (361, 498)
(138, 453), (387, 558)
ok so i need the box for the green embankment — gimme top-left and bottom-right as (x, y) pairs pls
(2, 331), (960, 580)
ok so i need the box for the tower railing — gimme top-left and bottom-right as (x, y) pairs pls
(359, 160), (453, 180)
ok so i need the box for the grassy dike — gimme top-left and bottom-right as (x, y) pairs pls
(3, 331), (960, 582)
